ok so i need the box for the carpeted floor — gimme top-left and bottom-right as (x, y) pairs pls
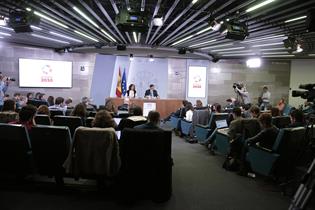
(0, 133), (290, 210)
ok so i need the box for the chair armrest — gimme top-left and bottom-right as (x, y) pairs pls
(195, 124), (210, 129)
(249, 144), (273, 153)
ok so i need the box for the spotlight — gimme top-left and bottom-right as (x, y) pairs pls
(153, 15), (163, 27)
(296, 44), (303, 53)
(149, 55), (154, 62)
(178, 48), (187, 55)
(209, 17), (221, 31)
(0, 16), (7, 26)
(246, 58), (261, 68)
(129, 53), (134, 61)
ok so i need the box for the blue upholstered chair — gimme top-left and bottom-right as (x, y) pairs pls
(195, 113), (229, 143)
(180, 119), (192, 136)
(272, 116), (291, 128)
(169, 116), (180, 129)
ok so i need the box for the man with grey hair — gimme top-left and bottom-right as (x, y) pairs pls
(134, 111), (161, 129)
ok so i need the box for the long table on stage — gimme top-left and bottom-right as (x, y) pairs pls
(108, 98), (183, 118)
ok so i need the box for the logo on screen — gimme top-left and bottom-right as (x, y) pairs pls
(193, 75), (202, 88)
(41, 65), (53, 82)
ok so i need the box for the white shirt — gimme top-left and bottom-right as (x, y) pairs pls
(129, 90), (136, 98)
(185, 110), (193, 122)
(261, 91), (271, 103)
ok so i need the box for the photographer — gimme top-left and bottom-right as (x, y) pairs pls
(0, 72), (11, 110)
(233, 82), (251, 107)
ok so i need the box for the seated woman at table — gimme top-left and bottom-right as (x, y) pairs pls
(127, 84), (137, 98)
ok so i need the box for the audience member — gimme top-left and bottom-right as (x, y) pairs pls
(277, 98), (286, 114)
(18, 96), (28, 108)
(271, 107), (281, 117)
(82, 96), (96, 111)
(250, 106), (260, 118)
(37, 105), (50, 116)
(10, 105), (37, 131)
(71, 103), (87, 124)
(195, 100), (203, 109)
(13, 92), (21, 105)
(26, 92), (33, 100)
(47, 96), (55, 106)
(127, 84), (137, 98)
(288, 109), (305, 128)
(118, 97), (130, 111)
(211, 103), (222, 113)
(184, 102), (194, 122)
(92, 110), (116, 128)
(34, 92), (41, 100)
(134, 111), (161, 129)
(38, 93), (47, 101)
(49, 97), (67, 114)
(3, 94), (10, 101)
(227, 107), (243, 142)
(163, 100), (188, 122)
(65, 97), (73, 109)
(118, 106), (147, 130)
(0, 99), (18, 123)
(104, 98), (117, 115)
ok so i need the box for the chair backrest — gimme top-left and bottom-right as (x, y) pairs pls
(85, 117), (94, 127)
(65, 109), (73, 116)
(27, 99), (49, 107)
(209, 113), (229, 129)
(118, 118), (147, 130)
(30, 125), (71, 175)
(0, 123), (32, 174)
(50, 110), (64, 118)
(272, 116), (291, 128)
(272, 128), (285, 151)
(282, 104), (292, 116)
(35, 114), (51, 125)
(0, 111), (18, 123)
(241, 118), (262, 139)
(66, 127), (120, 177)
(192, 110), (210, 126)
(118, 113), (130, 118)
(53, 115), (83, 137)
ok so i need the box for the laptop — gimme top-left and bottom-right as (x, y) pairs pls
(215, 119), (229, 135)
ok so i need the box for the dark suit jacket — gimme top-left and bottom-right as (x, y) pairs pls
(144, 89), (158, 97)
(134, 122), (161, 130)
(247, 126), (279, 149)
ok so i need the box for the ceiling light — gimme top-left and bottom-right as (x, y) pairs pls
(138, 32), (141, 43)
(0, 26), (14, 31)
(222, 53), (255, 57)
(74, 30), (99, 42)
(189, 39), (217, 48)
(246, 58), (261, 68)
(31, 34), (70, 44)
(262, 55), (295, 58)
(241, 34), (286, 43)
(153, 16), (163, 26)
(34, 11), (69, 28)
(129, 54), (134, 61)
(285, 16), (307, 23)
(50, 31), (83, 43)
(200, 43), (233, 50)
(101, 29), (116, 42)
(196, 26), (212, 35)
(149, 55), (154, 62)
(219, 50), (252, 54)
(252, 42), (283, 47)
(0, 32), (11, 36)
(212, 47), (245, 52)
(192, 0), (198, 4)
(30, 25), (42, 30)
(246, 0), (276, 13)
(73, 6), (99, 28)
(262, 52), (289, 55)
(296, 44), (303, 53)
(171, 35), (194, 46)
(26, 8), (32, 12)
(133, 31), (138, 43)
(0, 17), (7, 26)
(260, 47), (287, 51)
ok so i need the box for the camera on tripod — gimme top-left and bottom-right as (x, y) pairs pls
(0, 71), (15, 82)
(233, 82), (242, 89)
(292, 83), (315, 102)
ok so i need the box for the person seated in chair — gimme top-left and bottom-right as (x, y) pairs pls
(49, 97), (67, 115)
(134, 111), (161, 129)
(228, 107), (243, 142)
(287, 109), (305, 128)
(249, 105), (260, 118)
(118, 106), (147, 130)
(10, 105), (37, 131)
(184, 102), (194, 122)
(0, 99), (18, 123)
(71, 103), (88, 126)
(92, 110), (117, 129)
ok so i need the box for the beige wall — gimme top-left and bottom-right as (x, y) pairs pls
(0, 41), (96, 105)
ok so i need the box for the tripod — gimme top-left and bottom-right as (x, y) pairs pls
(289, 157), (315, 210)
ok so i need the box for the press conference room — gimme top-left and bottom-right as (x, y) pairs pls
(0, 0), (315, 210)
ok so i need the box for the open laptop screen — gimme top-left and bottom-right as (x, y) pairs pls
(215, 119), (228, 129)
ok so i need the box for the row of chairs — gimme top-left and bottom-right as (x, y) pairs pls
(0, 123), (173, 202)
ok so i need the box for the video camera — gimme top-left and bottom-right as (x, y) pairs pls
(233, 82), (242, 89)
(0, 72), (15, 81)
(292, 83), (315, 102)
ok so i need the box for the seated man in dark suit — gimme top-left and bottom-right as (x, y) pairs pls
(144, 84), (160, 99)
(134, 111), (161, 129)
(287, 109), (305, 128)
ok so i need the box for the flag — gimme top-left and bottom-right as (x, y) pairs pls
(122, 68), (127, 96)
(115, 67), (122, 97)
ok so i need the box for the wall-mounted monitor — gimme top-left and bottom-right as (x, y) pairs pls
(188, 66), (207, 98)
(19, 58), (72, 88)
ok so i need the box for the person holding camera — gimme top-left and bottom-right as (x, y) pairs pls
(0, 72), (11, 110)
(233, 82), (251, 107)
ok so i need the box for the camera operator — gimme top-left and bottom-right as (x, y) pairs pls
(0, 72), (12, 110)
(233, 82), (251, 107)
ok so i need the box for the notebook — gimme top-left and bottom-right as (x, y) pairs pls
(215, 119), (228, 129)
